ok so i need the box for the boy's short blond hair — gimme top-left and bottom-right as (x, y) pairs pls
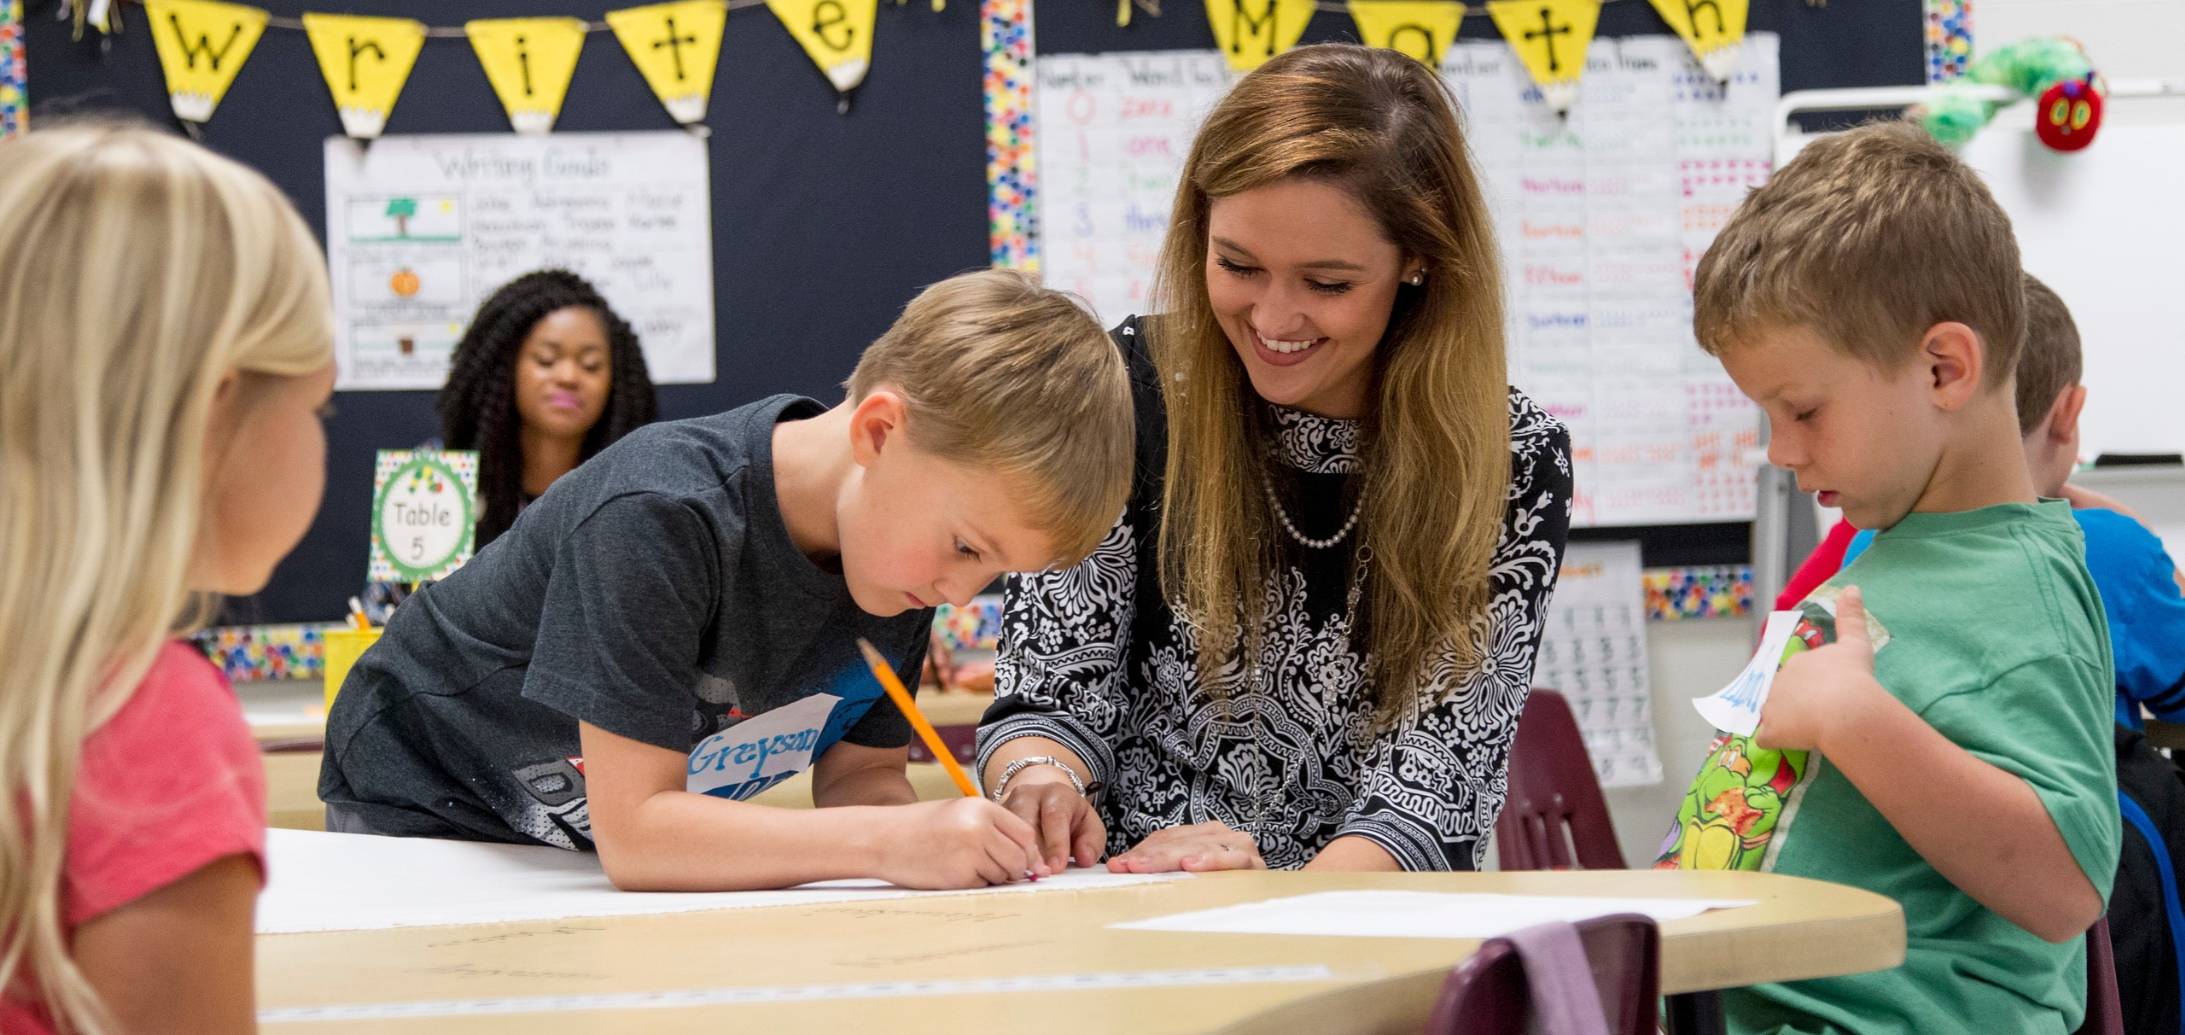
(2015, 273), (2081, 435)
(1694, 119), (2024, 389)
(847, 269), (1132, 567)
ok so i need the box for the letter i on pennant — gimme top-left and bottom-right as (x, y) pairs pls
(465, 17), (587, 134)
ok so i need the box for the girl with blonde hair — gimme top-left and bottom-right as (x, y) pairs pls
(980, 44), (1573, 873)
(0, 124), (335, 1032)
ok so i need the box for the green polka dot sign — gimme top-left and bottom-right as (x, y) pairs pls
(368, 449), (479, 583)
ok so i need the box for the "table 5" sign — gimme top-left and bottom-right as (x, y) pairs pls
(368, 449), (480, 583)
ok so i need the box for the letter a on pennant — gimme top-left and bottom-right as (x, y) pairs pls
(301, 13), (425, 140)
(765, 0), (877, 98)
(1346, 1), (1464, 68)
(606, 0), (727, 125)
(1205, 0), (1314, 73)
(145, 0), (267, 125)
(465, 17), (587, 135)
(1486, 0), (1599, 116)
(1647, 0), (1747, 82)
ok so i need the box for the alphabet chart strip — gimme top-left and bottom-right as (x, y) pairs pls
(1033, 35), (1779, 526)
(324, 132), (715, 390)
(1530, 541), (1660, 788)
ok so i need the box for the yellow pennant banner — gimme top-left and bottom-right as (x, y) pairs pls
(1346, 1), (1465, 68)
(1647, 0), (1747, 82)
(145, 0), (267, 125)
(765, 0), (877, 100)
(607, 0), (727, 125)
(466, 17), (587, 134)
(1487, 0), (1600, 115)
(1205, 0), (1315, 73)
(302, 13), (425, 140)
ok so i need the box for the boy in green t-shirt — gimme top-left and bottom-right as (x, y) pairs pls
(1661, 120), (2120, 1033)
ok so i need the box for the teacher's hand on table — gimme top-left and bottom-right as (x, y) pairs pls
(1109, 822), (1265, 873)
(997, 776), (1107, 872)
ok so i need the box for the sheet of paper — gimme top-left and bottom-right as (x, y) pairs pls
(323, 132), (715, 390)
(259, 829), (1183, 934)
(1111, 890), (1753, 940)
(1531, 541), (1661, 786)
(1692, 609), (1799, 735)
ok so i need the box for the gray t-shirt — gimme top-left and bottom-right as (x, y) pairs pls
(320, 394), (928, 849)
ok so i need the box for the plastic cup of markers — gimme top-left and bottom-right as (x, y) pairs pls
(322, 626), (383, 712)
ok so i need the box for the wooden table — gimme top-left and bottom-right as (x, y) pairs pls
(254, 868), (1901, 1033)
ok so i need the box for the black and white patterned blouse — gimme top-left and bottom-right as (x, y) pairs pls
(977, 316), (1573, 871)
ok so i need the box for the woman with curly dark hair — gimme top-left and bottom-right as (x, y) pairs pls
(439, 270), (658, 547)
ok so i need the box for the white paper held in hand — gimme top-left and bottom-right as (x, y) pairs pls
(1692, 610), (1801, 736)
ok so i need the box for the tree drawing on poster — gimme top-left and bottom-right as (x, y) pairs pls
(1034, 35), (1780, 527)
(324, 131), (716, 391)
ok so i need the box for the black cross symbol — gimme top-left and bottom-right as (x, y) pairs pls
(1522, 5), (1574, 74)
(653, 16), (699, 80)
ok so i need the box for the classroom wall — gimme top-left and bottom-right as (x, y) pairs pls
(24, 0), (992, 625)
(1978, 0), (2185, 92)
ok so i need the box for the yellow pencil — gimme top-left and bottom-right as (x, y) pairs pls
(857, 637), (981, 798)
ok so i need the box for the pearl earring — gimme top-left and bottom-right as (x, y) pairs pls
(1406, 271), (1426, 286)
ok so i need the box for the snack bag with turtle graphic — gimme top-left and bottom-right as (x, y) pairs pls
(1655, 585), (1889, 871)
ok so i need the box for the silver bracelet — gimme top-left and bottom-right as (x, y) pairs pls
(989, 755), (1086, 802)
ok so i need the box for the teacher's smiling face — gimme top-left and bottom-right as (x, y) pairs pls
(1205, 176), (1412, 420)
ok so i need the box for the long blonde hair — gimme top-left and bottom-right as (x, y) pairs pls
(1150, 44), (1511, 717)
(0, 123), (331, 1032)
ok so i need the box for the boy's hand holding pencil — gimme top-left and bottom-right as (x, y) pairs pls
(857, 639), (1049, 888)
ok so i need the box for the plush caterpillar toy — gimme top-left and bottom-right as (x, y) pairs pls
(1920, 37), (2104, 152)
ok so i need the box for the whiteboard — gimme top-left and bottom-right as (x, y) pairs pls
(1962, 116), (2185, 457)
(324, 132), (716, 391)
(1034, 37), (1782, 527)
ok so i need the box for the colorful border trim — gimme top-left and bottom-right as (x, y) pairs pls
(1, 0), (25, 138)
(1642, 565), (1753, 621)
(192, 623), (331, 683)
(981, 0), (1036, 271)
(1925, 0), (1972, 83)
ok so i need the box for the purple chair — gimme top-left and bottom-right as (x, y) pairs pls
(2076, 916), (2124, 1035)
(1426, 914), (1660, 1035)
(1496, 689), (1627, 871)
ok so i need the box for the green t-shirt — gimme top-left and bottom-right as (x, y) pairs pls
(1658, 502), (2120, 1034)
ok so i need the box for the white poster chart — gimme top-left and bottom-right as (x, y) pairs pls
(1033, 35), (1780, 527)
(1112, 890), (1753, 941)
(259, 829), (1185, 934)
(324, 132), (715, 390)
(1531, 541), (1661, 787)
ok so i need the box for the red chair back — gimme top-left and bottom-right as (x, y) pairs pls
(2076, 915), (2124, 1035)
(1425, 914), (1659, 1035)
(1495, 689), (1626, 871)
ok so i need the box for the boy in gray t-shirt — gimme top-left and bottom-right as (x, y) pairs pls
(321, 270), (1133, 891)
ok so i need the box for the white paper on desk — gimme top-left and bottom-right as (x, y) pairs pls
(1111, 891), (1754, 941)
(258, 829), (1184, 934)
(1692, 610), (1800, 736)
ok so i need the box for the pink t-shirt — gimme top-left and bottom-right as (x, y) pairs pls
(2, 641), (267, 1032)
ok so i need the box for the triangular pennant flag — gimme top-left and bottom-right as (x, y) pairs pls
(301, 13), (425, 140)
(144, 0), (266, 125)
(765, 0), (877, 101)
(1486, 0), (1599, 115)
(1205, 0), (1314, 72)
(1647, 0), (1747, 82)
(465, 17), (587, 134)
(1347, 1), (1465, 68)
(606, 1), (727, 125)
